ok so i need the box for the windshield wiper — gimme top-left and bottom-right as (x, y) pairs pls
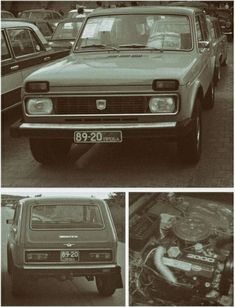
(118, 44), (147, 48)
(81, 44), (119, 51)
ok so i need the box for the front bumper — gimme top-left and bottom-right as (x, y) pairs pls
(11, 119), (193, 140)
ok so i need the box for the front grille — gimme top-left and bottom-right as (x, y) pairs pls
(53, 96), (149, 115)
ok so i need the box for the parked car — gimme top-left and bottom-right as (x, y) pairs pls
(3, 18), (54, 41)
(1, 20), (70, 112)
(1, 10), (15, 18)
(6, 196), (123, 297)
(18, 9), (63, 31)
(67, 8), (93, 18)
(215, 8), (233, 41)
(49, 18), (85, 50)
(11, 6), (216, 164)
(206, 15), (228, 85)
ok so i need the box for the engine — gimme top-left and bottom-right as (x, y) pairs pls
(130, 194), (233, 306)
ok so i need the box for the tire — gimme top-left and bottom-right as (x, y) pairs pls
(214, 64), (221, 86)
(11, 265), (25, 296)
(29, 138), (72, 164)
(202, 82), (215, 110)
(177, 99), (201, 164)
(96, 276), (116, 297)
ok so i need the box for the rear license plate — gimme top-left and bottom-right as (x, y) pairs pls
(74, 130), (122, 143)
(60, 250), (79, 262)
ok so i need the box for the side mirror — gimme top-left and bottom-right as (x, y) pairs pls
(198, 40), (210, 50)
(6, 219), (13, 224)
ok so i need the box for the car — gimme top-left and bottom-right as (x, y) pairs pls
(206, 15), (228, 85)
(1, 20), (70, 112)
(1, 10), (15, 18)
(11, 6), (216, 164)
(18, 9), (63, 31)
(6, 196), (123, 297)
(67, 8), (93, 18)
(49, 18), (85, 50)
(215, 8), (233, 41)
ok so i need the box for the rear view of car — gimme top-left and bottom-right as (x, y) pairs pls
(7, 197), (123, 297)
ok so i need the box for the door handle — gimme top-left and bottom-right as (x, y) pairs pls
(43, 56), (51, 61)
(10, 65), (19, 71)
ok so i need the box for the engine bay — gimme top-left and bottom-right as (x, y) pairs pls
(129, 193), (233, 306)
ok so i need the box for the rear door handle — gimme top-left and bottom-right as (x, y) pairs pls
(10, 65), (19, 71)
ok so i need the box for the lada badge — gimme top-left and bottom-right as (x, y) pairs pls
(64, 243), (75, 247)
(96, 99), (106, 110)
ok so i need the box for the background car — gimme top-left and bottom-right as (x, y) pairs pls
(215, 8), (233, 41)
(206, 15), (228, 85)
(17, 9), (63, 31)
(48, 18), (85, 50)
(67, 7), (93, 18)
(1, 20), (69, 112)
(1, 10), (15, 18)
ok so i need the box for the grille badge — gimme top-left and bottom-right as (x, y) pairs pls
(96, 99), (106, 110)
(64, 243), (75, 248)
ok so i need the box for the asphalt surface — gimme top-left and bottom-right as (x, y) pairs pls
(2, 43), (233, 187)
(1, 207), (125, 306)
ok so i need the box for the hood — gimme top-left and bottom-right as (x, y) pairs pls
(25, 51), (198, 87)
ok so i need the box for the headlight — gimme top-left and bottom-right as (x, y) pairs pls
(26, 98), (53, 115)
(149, 97), (176, 113)
(25, 81), (49, 92)
(153, 80), (179, 91)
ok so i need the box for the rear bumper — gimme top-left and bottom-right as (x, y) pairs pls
(11, 119), (193, 140)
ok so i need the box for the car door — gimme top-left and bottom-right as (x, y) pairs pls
(1, 29), (23, 111)
(2, 26), (69, 112)
(195, 13), (215, 90)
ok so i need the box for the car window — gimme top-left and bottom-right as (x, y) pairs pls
(30, 204), (104, 229)
(13, 204), (21, 225)
(52, 21), (83, 40)
(37, 22), (53, 37)
(195, 16), (203, 41)
(7, 28), (44, 57)
(20, 12), (30, 18)
(75, 14), (192, 52)
(1, 31), (12, 61)
(199, 14), (209, 40)
(53, 12), (60, 19)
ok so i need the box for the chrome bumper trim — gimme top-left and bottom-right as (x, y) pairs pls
(20, 122), (177, 130)
(23, 264), (117, 270)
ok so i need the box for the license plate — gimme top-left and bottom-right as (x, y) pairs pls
(60, 250), (79, 262)
(74, 130), (122, 143)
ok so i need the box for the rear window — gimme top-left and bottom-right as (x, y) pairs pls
(30, 204), (104, 229)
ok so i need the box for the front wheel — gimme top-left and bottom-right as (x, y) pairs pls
(96, 276), (116, 297)
(29, 138), (72, 164)
(177, 100), (201, 164)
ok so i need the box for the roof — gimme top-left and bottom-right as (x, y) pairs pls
(20, 196), (103, 205)
(88, 6), (202, 17)
(20, 9), (60, 13)
(58, 17), (85, 24)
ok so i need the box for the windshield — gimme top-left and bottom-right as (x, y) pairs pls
(52, 21), (83, 40)
(29, 11), (52, 20)
(31, 204), (104, 229)
(74, 14), (192, 52)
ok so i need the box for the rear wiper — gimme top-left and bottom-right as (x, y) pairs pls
(118, 44), (147, 48)
(81, 44), (119, 51)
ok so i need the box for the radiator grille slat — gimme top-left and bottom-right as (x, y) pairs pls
(53, 96), (149, 115)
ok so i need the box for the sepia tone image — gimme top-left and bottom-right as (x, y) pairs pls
(129, 192), (233, 306)
(1, 0), (233, 187)
(1, 190), (125, 306)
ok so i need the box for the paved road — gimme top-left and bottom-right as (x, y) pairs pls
(2, 44), (233, 187)
(1, 207), (125, 306)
